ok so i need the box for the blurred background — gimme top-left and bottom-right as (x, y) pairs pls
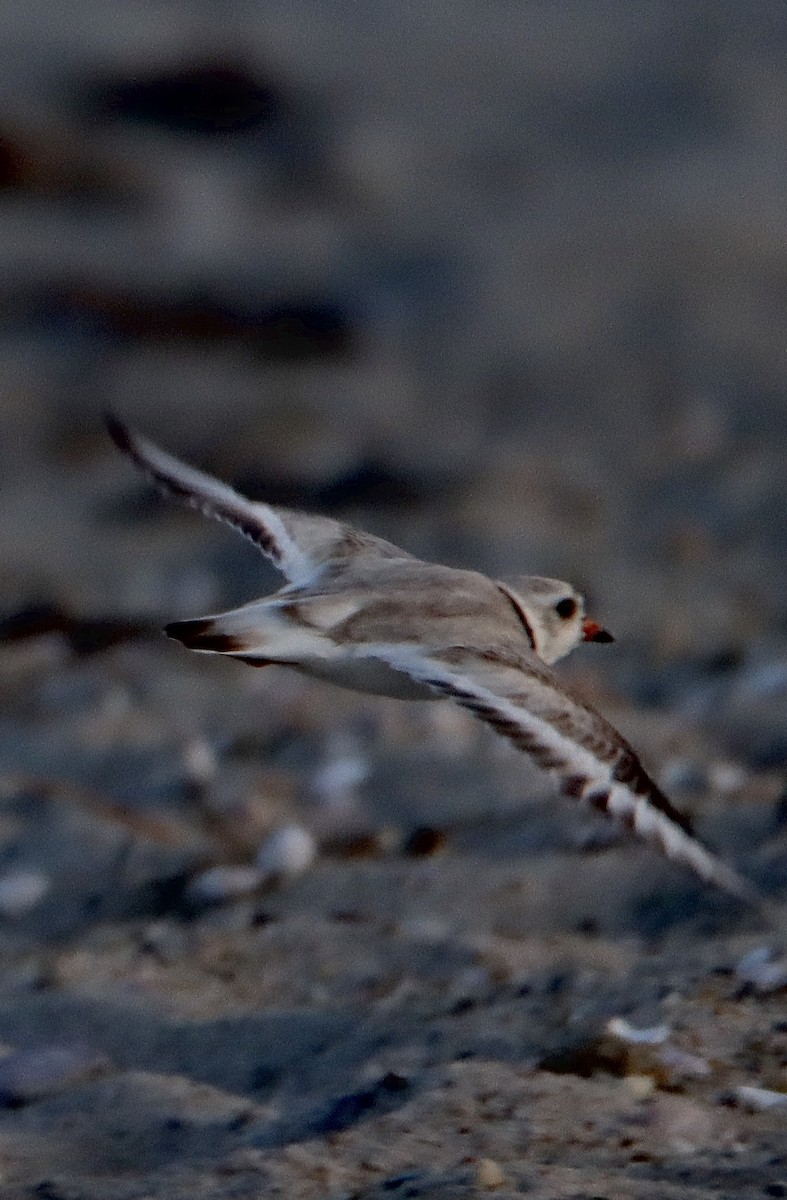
(1, 0), (785, 887)
(0, 4), (785, 1191)
(1, 0), (784, 664)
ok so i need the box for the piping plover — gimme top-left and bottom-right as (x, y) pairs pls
(107, 415), (773, 920)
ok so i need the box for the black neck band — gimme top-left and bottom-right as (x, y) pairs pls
(497, 585), (536, 652)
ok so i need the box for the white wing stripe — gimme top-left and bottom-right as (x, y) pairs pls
(362, 644), (767, 912)
(106, 416), (314, 584)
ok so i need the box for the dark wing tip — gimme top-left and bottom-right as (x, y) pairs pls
(105, 413), (163, 481)
(104, 412), (134, 454)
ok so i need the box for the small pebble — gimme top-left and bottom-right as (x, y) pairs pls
(0, 1044), (111, 1105)
(182, 737), (218, 786)
(735, 947), (787, 993)
(474, 1158), (506, 1190)
(735, 1086), (787, 1112)
(185, 865), (263, 906)
(624, 1074), (656, 1100)
(659, 758), (706, 793)
(311, 751), (370, 808)
(256, 825), (316, 881)
(707, 760), (749, 794)
(606, 1017), (671, 1045)
(657, 1044), (712, 1080)
(0, 869), (50, 918)
(402, 825), (447, 857)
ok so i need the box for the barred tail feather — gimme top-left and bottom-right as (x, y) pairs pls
(165, 618), (249, 654)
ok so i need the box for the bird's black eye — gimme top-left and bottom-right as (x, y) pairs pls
(554, 597), (577, 619)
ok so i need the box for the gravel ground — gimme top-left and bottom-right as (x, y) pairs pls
(0, 3), (786, 1197)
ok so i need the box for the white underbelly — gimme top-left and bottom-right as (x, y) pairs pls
(296, 656), (438, 700)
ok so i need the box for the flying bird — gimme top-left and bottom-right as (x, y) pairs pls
(106, 415), (774, 921)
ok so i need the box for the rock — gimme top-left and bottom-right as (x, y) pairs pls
(255, 826), (316, 882)
(474, 1158), (506, 1189)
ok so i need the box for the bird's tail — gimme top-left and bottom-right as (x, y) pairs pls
(165, 601), (332, 667)
(166, 616), (251, 654)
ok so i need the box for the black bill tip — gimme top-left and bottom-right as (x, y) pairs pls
(582, 619), (614, 644)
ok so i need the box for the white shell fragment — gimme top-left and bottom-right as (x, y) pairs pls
(605, 1017), (710, 1083)
(0, 1044), (111, 1105)
(181, 737), (218, 786)
(735, 1086), (787, 1112)
(0, 869), (50, 918)
(606, 1017), (671, 1045)
(311, 736), (371, 810)
(735, 946), (787, 993)
(185, 865), (263, 906)
(255, 825), (316, 882)
(186, 827), (317, 907)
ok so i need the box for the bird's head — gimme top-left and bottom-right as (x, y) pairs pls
(497, 576), (613, 664)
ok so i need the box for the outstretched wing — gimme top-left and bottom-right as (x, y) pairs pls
(106, 415), (315, 584)
(107, 417), (416, 586)
(358, 640), (768, 914)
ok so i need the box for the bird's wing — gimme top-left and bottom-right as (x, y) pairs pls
(106, 416), (411, 586)
(356, 640), (767, 912)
